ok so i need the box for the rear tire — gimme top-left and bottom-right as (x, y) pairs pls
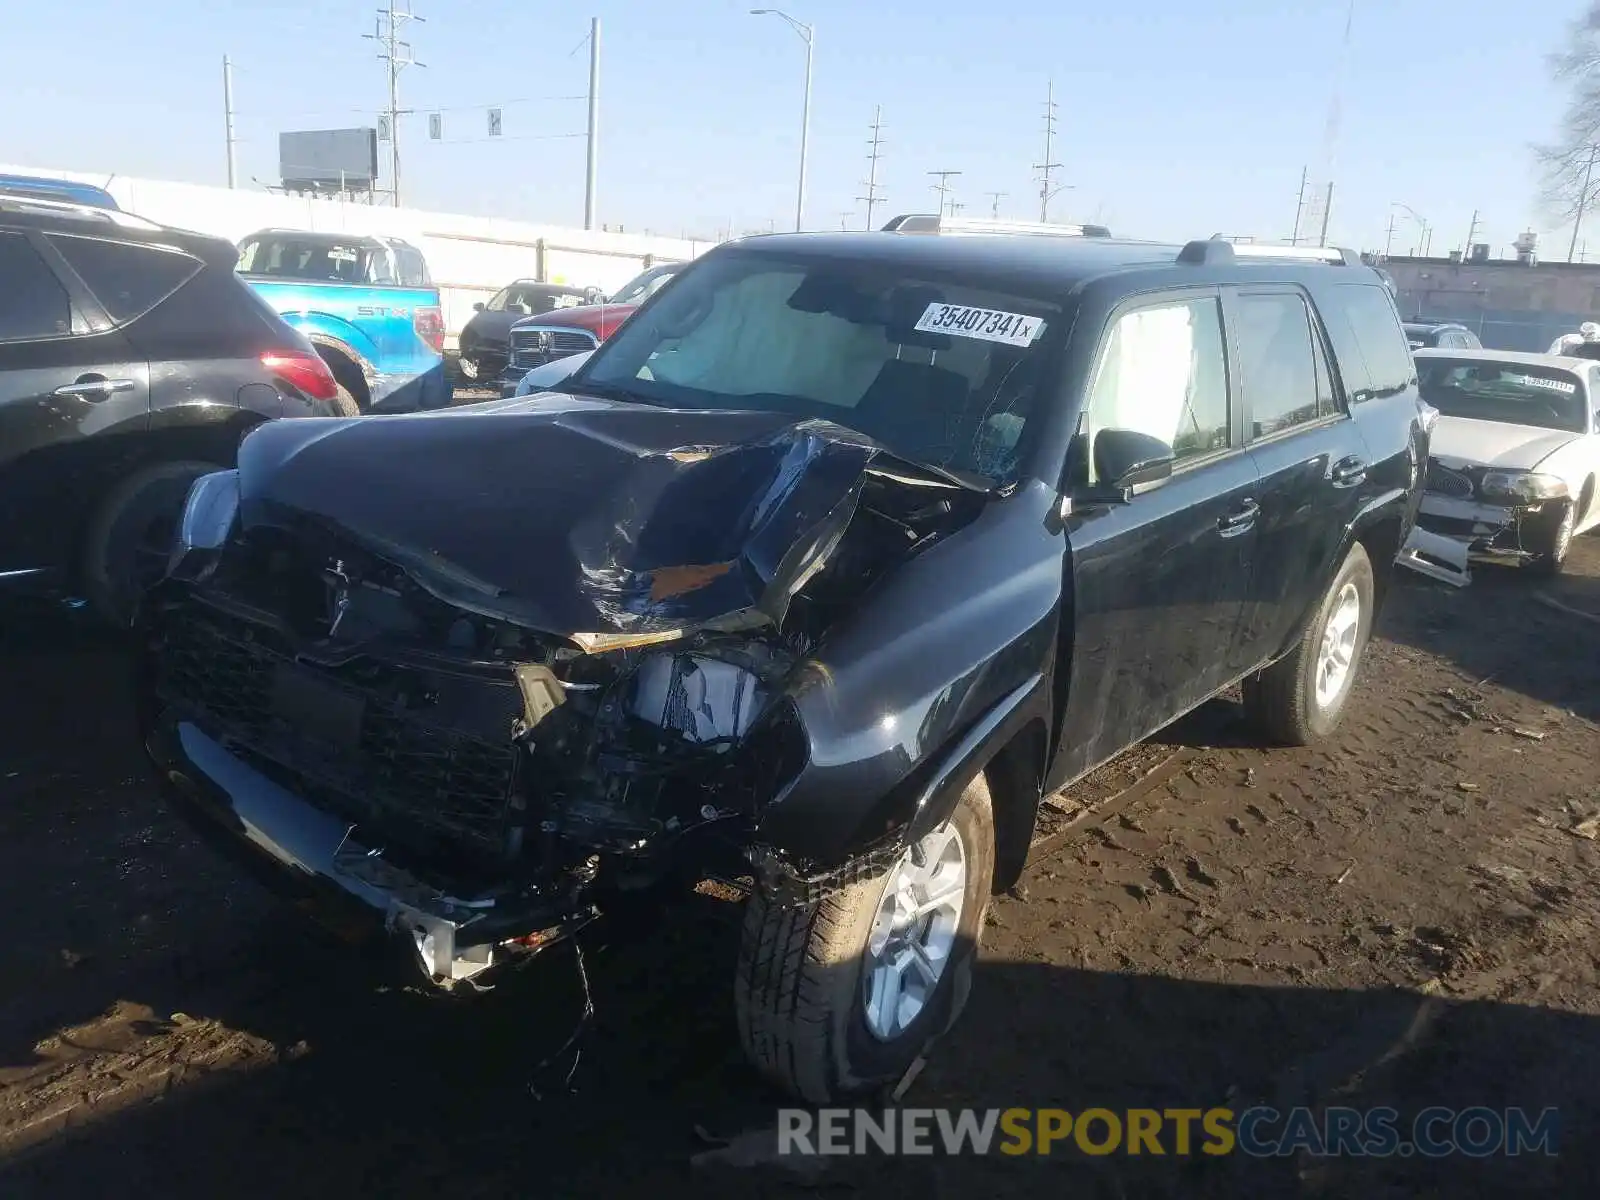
(81, 460), (221, 629)
(329, 384), (361, 417)
(734, 773), (994, 1103)
(1243, 541), (1375, 746)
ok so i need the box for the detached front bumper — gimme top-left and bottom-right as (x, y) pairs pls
(144, 715), (597, 989)
(1415, 493), (1557, 564)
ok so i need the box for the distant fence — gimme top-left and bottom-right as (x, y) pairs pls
(1393, 298), (1578, 354)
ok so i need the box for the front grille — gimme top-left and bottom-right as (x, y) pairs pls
(1426, 461), (1475, 499)
(511, 326), (597, 370)
(157, 604), (523, 857)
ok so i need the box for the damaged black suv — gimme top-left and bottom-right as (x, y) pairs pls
(138, 227), (1429, 1102)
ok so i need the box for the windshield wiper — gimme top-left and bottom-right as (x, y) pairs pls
(555, 379), (671, 408)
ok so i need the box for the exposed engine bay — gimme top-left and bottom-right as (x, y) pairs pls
(142, 406), (988, 986)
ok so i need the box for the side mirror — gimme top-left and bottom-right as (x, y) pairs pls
(472, 301), (485, 312)
(1093, 428), (1175, 492)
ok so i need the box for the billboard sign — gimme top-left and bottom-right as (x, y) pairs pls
(280, 128), (379, 188)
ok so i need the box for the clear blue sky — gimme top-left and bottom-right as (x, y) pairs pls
(2, 0), (1582, 254)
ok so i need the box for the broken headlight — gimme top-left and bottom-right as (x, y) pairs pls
(1479, 470), (1568, 506)
(168, 469), (240, 583)
(626, 653), (767, 747)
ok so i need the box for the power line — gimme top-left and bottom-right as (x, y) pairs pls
(364, 0), (425, 206)
(858, 104), (885, 231)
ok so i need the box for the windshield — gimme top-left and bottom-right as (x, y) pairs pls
(1418, 358), (1588, 432)
(238, 235), (389, 284)
(573, 250), (1061, 485)
(503, 285), (589, 313)
(610, 263), (681, 306)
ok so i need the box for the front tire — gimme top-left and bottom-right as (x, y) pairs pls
(1243, 541), (1375, 746)
(735, 774), (995, 1103)
(1528, 499), (1575, 576)
(81, 460), (221, 628)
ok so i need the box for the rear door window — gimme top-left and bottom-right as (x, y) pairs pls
(1231, 291), (1330, 439)
(395, 246), (429, 286)
(47, 234), (200, 326)
(0, 231), (72, 341)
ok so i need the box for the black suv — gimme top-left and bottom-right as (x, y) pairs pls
(137, 226), (1428, 1102)
(0, 198), (343, 625)
(1403, 320), (1480, 350)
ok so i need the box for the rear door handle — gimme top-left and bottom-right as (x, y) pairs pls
(1217, 499), (1259, 537)
(53, 376), (136, 401)
(1330, 456), (1368, 488)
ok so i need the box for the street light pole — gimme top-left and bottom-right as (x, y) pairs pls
(752, 8), (813, 232)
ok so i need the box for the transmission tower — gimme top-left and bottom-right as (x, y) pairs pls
(1034, 80), (1065, 221)
(928, 169), (962, 218)
(858, 105), (886, 230)
(364, 0), (426, 206)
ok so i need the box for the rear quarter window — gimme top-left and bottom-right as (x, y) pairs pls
(47, 234), (201, 326)
(1320, 283), (1416, 402)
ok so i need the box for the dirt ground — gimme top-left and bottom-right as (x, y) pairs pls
(2, 535), (1599, 1198)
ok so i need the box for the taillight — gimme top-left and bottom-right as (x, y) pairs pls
(261, 348), (339, 402)
(414, 305), (445, 354)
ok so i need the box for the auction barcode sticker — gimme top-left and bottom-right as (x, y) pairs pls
(1514, 374), (1577, 393)
(914, 303), (1045, 347)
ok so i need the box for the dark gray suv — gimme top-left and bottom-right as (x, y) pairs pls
(0, 196), (342, 625)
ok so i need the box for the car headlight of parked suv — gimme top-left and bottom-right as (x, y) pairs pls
(168, 469), (241, 582)
(1479, 471), (1569, 506)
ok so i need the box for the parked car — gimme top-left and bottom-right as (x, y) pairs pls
(0, 196), (343, 626)
(138, 228), (1427, 1102)
(1402, 320), (1480, 351)
(236, 229), (448, 412)
(498, 260), (686, 395)
(1413, 347), (1599, 574)
(0, 172), (120, 210)
(456, 282), (603, 383)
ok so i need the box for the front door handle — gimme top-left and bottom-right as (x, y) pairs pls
(53, 375), (136, 401)
(1330, 455), (1368, 488)
(1217, 498), (1259, 537)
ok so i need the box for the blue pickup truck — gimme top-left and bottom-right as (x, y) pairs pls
(236, 229), (450, 413)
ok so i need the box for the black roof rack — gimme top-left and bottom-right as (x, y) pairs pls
(1177, 239), (1363, 267)
(882, 213), (1113, 238)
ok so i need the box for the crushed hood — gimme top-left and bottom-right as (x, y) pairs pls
(1430, 415), (1579, 472)
(235, 394), (975, 642)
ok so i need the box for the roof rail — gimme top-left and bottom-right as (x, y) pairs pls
(882, 213), (1112, 238)
(0, 193), (162, 232)
(1177, 238), (1363, 267)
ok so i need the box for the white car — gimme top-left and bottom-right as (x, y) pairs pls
(1413, 348), (1600, 574)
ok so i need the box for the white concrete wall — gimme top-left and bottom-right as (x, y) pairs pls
(2, 162), (711, 347)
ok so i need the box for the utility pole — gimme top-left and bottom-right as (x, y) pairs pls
(1463, 208), (1480, 259)
(986, 191), (1007, 220)
(857, 104), (885, 231)
(1570, 143), (1598, 263)
(222, 55), (238, 189)
(1290, 165), (1308, 245)
(1034, 80), (1063, 222)
(364, 0), (425, 207)
(584, 17), (600, 229)
(928, 170), (962, 218)
(750, 9), (814, 232)
(1384, 210), (1395, 258)
(1318, 181), (1334, 248)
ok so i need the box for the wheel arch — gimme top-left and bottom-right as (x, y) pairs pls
(305, 335), (373, 408)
